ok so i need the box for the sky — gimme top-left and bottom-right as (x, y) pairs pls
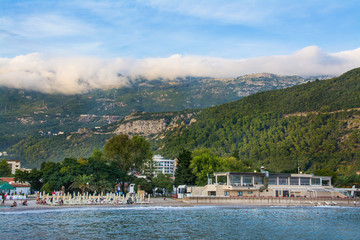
(0, 0), (360, 94)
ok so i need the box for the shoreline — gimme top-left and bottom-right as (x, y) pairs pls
(1, 198), (358, 213)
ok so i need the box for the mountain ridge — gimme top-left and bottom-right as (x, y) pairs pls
(2, 70), (354, 173)
(152, 67), (360, 176)
(0, 74), (312, 150)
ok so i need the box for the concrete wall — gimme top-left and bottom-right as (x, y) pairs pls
(183, 196), (356, 206)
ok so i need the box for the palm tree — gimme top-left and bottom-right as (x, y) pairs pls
(91, 179), (113, 195)
(70, 174), (93, 194)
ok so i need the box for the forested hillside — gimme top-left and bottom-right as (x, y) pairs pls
(0, 74), (308, 151)
(4, 69), (360, 179)
(8, 133), (112, 167)
(155, 68), (360, 176)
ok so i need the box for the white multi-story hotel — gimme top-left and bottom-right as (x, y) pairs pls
(153, 155), (176, 176)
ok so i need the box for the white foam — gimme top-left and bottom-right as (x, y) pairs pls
(0, 205), (218, 215)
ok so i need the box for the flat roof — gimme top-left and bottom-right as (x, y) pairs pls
(214, 172), (265, 176)
(213, 172), (332, 178)
(5, 159), (20, 162)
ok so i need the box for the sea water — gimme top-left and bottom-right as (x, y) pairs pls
(1, 206), (360, 239)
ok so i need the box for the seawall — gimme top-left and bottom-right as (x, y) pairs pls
(183, 196), (358, 207)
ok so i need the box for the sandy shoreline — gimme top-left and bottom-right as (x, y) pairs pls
(1, 197), (358, 213)
(0, 198), (192, 212)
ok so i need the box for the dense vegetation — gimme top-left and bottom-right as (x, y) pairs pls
(13, 135), (174, 195)
(156, 68), (360, 183)
(3, 69), (360, 187)
(0, 159), (12, 177)
(8, 133), (112, 167)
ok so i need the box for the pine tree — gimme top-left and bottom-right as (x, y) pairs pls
(0, 159), (12, 177)
(174, 149), (196, 186)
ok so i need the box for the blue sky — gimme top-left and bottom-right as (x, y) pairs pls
(0, 0), (360, 93)
(1, 0), (359, 58)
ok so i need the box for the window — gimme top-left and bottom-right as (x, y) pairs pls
(311, 178), (321, 185)
(300, 177), (310, 185)
(268, 176), (277, 185)
(243, 176), (253, 185)
(237, 191), (243, 196)
(279, 177), (288, 185)
(322, 179), (330, 186)
(224, 191), (230, 196)
(290, 177), (299, 185)
(248, 191), (253, 194)
(230, 175), (241, 184)
(254, 176), (263, 185)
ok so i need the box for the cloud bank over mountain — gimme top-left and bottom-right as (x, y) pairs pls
(0, 46), (359, 94)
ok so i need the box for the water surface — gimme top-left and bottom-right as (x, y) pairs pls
(1, 206), (359, 239)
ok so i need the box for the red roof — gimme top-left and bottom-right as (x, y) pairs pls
(0, 177), (14, 183)
(10, 183), (30, 188)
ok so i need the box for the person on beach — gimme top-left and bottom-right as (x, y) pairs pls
(11, 201), (17, 207)
(22, 200), (28, 206)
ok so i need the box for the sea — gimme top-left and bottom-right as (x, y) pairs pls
(1, 206), (359, 240)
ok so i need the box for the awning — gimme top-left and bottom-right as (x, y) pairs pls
(0, 181), (16, 190)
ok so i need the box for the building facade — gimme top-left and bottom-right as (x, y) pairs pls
(153, 155), (176, 176)
(187, 172), (346, 198)
(5, 160), (21, 175)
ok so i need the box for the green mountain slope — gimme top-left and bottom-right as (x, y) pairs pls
(0, 74), (309, 151)
(4, 72), (349, 171)
(155, 68), (360, 176)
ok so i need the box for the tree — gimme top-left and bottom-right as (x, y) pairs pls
(190, 149), (230, 186)
(91, 179), (113, 195)
(14, 168), (43, 191)
(313, 169), (338, 184)
(134, 177), (153, 194)
(152, 173), (173, 195)
(174, 149), (196, 186)
(0, 159), (12, 177)
(104, 135), (153, 174)
(231, 150), (240, 160)
(69, 174), (93, 194)
(91, 148), (105, 161)
(40, 181), (58, 194)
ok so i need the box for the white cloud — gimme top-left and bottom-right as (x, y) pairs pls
(0, 46), (359, 94)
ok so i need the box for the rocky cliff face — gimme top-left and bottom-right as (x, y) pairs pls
(114, 119), (168, 136)
(113, 112), (198, 138)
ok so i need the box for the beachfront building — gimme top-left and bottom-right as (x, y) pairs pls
(190, 172), (266, 197)
(0, 177), (31, 195)
(188, 172), (346, 198)
(153, 155), (176, 176)
(265, 173), (334, 198)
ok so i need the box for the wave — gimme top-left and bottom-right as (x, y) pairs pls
(0, 205), (217, 215)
